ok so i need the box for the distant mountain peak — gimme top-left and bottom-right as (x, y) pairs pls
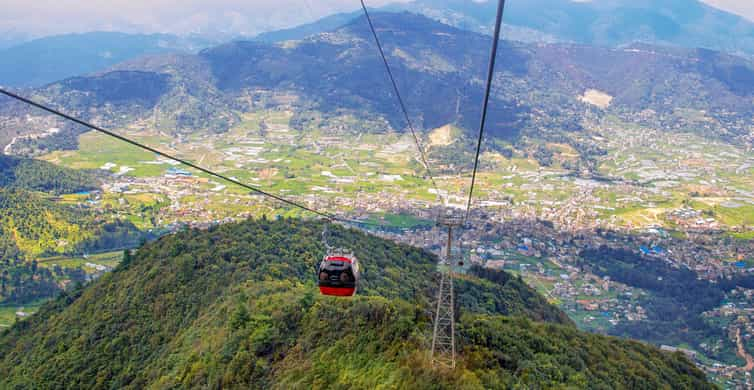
(0, 32), (220, 88)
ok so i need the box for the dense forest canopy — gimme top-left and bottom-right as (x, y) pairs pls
(0, 218), (712, 388)
(0, 155), (98, 195)
(0, 188), (145, 304)
(0, 188), (143, 259)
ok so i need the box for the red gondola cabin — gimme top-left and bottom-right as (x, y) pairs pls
(318, 251), (359, 296)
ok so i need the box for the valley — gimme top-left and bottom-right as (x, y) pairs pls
(3, 101), (750, 386)
(34, 106), (754, 237)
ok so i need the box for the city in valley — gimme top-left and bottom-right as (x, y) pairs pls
(5, 103), (754, 387)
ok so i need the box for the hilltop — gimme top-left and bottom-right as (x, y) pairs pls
(255, 0), (754, 58)
(0, 218), (711, 388)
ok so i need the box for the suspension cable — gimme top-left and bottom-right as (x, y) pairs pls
(359, 0), (446, 206)
(464, 0), (507, 222)
(0, 88), (380, 227)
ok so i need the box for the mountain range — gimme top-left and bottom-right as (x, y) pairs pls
(0, 30), (30, 50)
(0, 32), (219, 88)
(0, 7), (748, 388)
(394, 0), (754, 56)
(2, 0), (754, 89)
(2, 12), (752, 160)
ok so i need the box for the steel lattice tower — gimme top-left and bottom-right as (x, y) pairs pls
(431, 216), (461, 368)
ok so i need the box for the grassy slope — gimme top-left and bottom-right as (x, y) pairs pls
(0, 219), (710, 388)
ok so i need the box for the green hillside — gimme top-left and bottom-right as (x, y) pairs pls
(0, 155), (98, 259)
(0, 188), (145, 305)
(0, 156), (144, 305)
(0, 154), (97, 195)
(0, 188), (91, 257)
(0, 155), (144, 262)
(0, 218), (711, 388)
(0, 188), (142, 261)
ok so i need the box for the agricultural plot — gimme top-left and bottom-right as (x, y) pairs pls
(34, 108), (754, 237)
(0, 301), (44, 328)
(37, 251), (123, 274)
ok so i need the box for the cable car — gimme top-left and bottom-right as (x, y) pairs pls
(318, 250), (359, 296)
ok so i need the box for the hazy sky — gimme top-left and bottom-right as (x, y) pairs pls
(0, 0), (407, 37)
(702, 0), (754, 20)
(0, 0), (752, 38)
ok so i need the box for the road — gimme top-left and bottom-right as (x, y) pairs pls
(3, 135), (18, 155)
(735, 327), (754, 373)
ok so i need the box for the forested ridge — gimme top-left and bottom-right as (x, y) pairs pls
(0, 188), (143, 259)
(0, 155), (97, 195)
(0, 218), (712, 388)
(0, 155), (100, 260)
(0, 156), (143, 305)
(0, 188), (144, 305)
(0, 188), (89, 257)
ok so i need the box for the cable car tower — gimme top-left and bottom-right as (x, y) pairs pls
(431, 212), (463, 368)
(359, 0), (506, 370)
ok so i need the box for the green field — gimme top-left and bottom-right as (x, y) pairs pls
(0, 307), (15, 328)
(37, 250), (123, 273)
(0, 301), (44, 328)
(42, 131), (168, 177)
(363, 213), (434, 229)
